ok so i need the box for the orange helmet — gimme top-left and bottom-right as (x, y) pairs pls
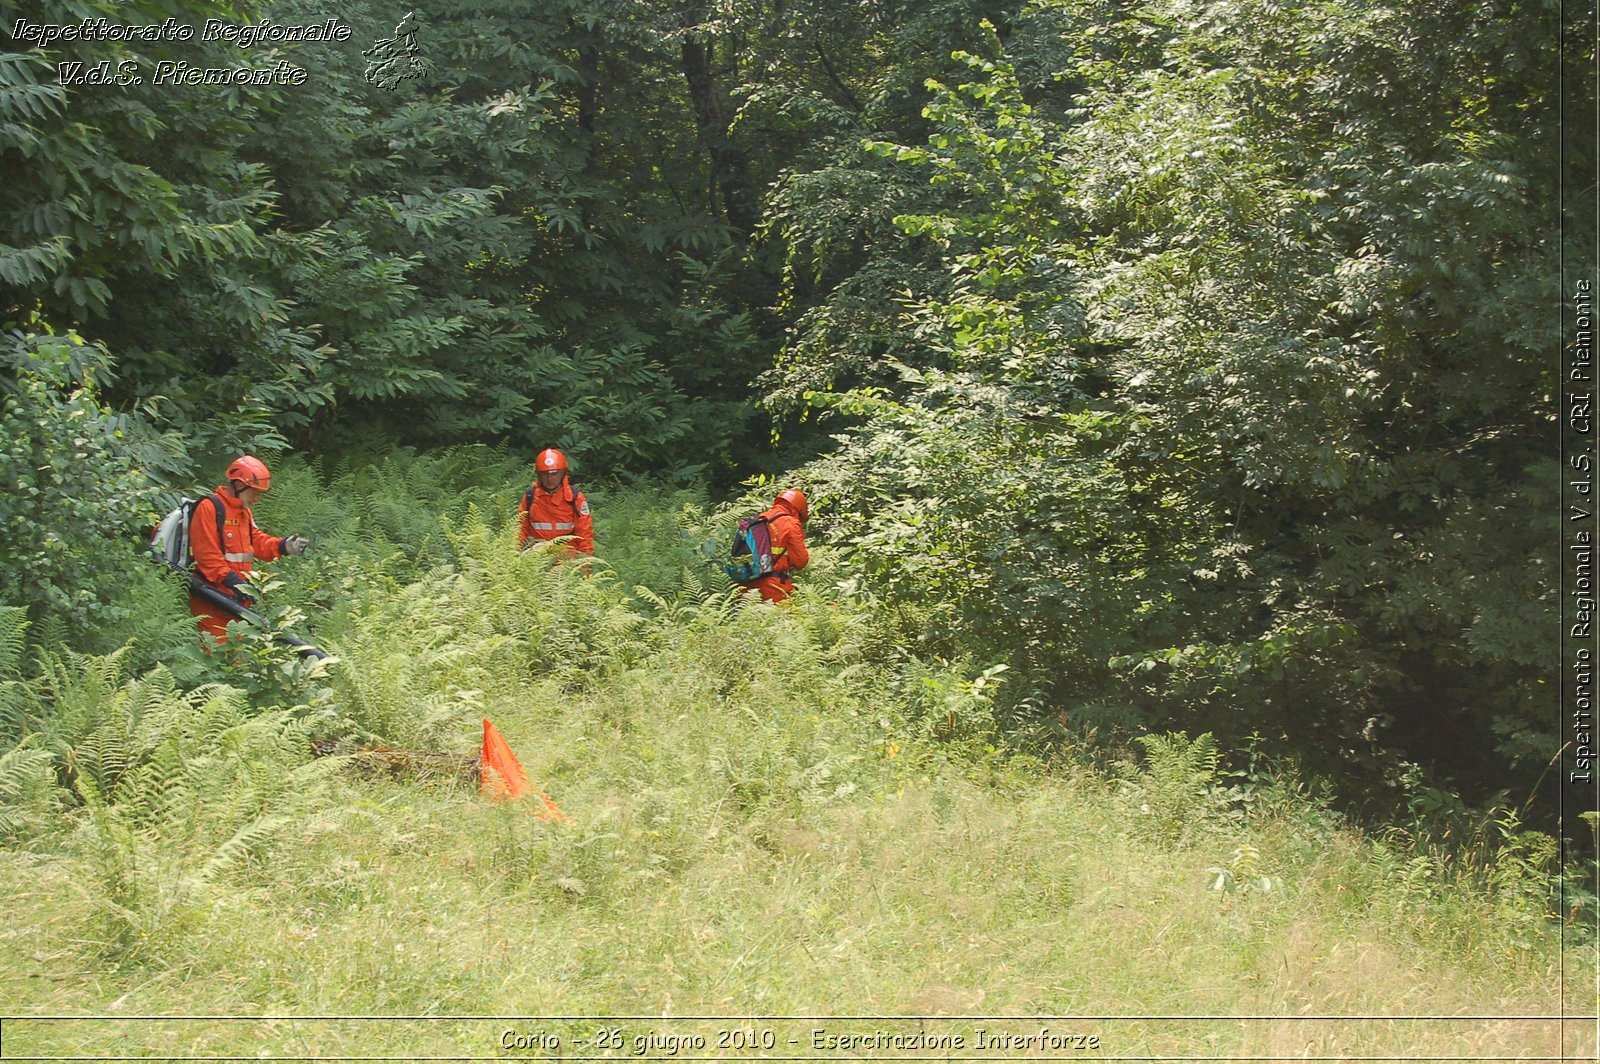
(535, 448), (568, 474)
(776, 488), (809, 524)
(225, 455), (271, 491)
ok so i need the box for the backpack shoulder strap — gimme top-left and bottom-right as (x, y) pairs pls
(186, 494), (226, 571)
(198, 493), (225, 546)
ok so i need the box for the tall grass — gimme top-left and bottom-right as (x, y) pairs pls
(0, 450), (1589, 1060)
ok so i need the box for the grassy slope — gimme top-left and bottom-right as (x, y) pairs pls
(0, 453), (1591, 1059)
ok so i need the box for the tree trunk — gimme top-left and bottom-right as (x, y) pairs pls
(679, 24), (757, 239)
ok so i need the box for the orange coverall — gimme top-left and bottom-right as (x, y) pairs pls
(189, 487), (285, 641)
(518, 478), (594, 556)
(747, 499), (808, 603)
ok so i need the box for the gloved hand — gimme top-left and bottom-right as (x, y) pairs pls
(282, 534), (310, 556)
(220, 573), (255, 608)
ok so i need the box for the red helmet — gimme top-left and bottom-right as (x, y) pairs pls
(776, 488), (809, 524)
(535, 448), (568, 474)
(225, 455), (271, 491)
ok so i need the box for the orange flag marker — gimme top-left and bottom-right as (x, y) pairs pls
(480, 718), (529, 800)
(480, 719), (572, 823)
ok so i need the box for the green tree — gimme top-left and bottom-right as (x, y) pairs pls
(779, 0), (1564, 811)
(0, 330), (185, 640)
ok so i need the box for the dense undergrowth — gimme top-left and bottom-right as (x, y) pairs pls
(0, 448), (1591, 1058)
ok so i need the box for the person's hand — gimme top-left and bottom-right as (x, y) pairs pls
(282, 534), (310, 556)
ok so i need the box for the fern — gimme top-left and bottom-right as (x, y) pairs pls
(1132, 731), (1232, 844)
(0, 745), (56, 843)
(69, 719), (138, 807)
(1208, 843), (1280, 895)
(0, 606), (27, 744)
(32, 644), (136, 756)
(633, 585), (672, 613)
(196, 813), (291, 885)
(0, 605), (27, 675)
(32, 656), (345, 961)
(1136, 730), (1221, 791)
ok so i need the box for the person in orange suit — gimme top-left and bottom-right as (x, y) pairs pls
(518, 448), (594, 557)
(189, 455), (307, 642)
(744, 488), (809, 603)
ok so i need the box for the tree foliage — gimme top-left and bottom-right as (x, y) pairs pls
(0, 0), (785, 473)
(780, 0), (1564, 809)
(0, 330), (186, 640)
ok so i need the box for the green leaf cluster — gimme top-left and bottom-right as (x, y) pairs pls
(773, 0), (1570, 812)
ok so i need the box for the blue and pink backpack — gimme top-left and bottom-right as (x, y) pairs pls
(724, 514), (776, 583)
